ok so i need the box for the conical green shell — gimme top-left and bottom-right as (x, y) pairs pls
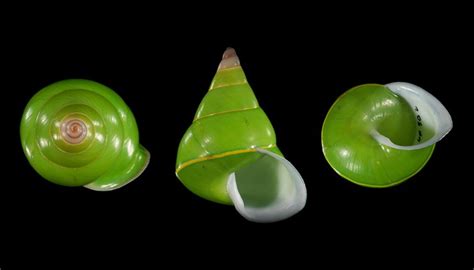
(176, 64), (282, 204)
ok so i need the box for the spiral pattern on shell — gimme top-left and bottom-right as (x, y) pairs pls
(20, 79), (150, 191)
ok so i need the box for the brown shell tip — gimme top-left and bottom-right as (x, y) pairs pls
(222, 47), (237, 59)
(218, 47), (240, 70)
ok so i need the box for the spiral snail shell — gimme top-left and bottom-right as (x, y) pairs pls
(20, 79), (150, 191)
(176, 48), (307, 222)
(322, 82), (452, 187)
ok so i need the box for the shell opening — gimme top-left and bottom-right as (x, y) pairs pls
(226, 149), (306, 223)
(372, 82), (453, 150)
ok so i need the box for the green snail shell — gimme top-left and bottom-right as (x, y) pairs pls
(20, 79), (150, 191)
(322, 82), (452, 187)
(176, 48), (306, 223)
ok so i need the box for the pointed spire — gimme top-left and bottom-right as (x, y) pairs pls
(218, 47), (240, 70)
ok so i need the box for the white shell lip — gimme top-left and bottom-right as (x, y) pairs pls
(372, 82), (453, 150)
(226, 148), (307, 223)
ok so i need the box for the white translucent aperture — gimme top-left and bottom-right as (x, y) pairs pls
(226, 148), (307, 223)
(371, 82), (453, 150)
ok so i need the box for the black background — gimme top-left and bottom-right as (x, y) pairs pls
(1, 5), (471, 266)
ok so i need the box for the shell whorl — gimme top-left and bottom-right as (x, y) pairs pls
(61, 118), (87, 144)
